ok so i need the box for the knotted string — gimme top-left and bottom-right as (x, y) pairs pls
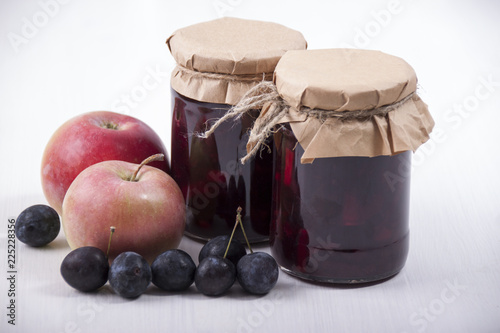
(175, 65), (274, 82)
(199, 80), (415, 164)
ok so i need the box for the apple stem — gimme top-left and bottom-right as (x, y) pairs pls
(106, 226), (116, 258)
(129, 153), (165, 182)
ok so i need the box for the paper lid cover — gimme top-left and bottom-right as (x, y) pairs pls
(166, 17), (307, 104)
(272, 49), (434, 162)
(167, 17), (307, 75)
(275, 49), (417, 110)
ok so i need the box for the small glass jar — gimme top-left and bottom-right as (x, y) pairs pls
(171, 89), (274, 242)
(263, 49), (435, 283)
(167, 18), (307, 242)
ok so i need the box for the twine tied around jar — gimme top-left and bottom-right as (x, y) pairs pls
(175, 65), (274, 83)
(198, 80), (415, 164)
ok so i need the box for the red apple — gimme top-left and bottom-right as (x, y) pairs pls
(61, 154), (185, 262)
(41, 111), (170, 215)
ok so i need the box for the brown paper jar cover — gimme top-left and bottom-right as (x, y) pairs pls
(273, 48), (435, 163)
(166, 17), (307, 105)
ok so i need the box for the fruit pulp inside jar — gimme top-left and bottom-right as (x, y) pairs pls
(270, 124), (411, 283)
(170, 89), (272, 243)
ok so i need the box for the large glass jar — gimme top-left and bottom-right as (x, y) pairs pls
(271, 124), (411, 282)
(240, 48), (435, 282)
(167, 18), (307, 242)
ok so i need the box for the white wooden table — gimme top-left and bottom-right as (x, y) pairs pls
(1, 1), (499, 332)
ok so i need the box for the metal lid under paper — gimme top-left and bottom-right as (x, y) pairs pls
(166, 17), (307, 105)
(274, 49), (435, 163)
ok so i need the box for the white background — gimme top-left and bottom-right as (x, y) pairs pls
(1, 0), (499, 332)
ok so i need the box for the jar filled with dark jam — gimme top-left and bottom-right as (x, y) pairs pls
(171, 89), (274, 242)
(262, 49), (435, 282)
(272, 124), (412, 282)
(166, 18), (307, 242)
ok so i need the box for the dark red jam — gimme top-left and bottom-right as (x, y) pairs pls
(170, 89), (273, 242)
(270, 124), (411, 283)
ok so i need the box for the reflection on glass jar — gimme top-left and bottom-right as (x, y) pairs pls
(171, 89), (273, 242)
(270, 124), (411, 283)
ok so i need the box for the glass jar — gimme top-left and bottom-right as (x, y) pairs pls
(167, 18), (307, 242)
(271, 124), (411, 283)
(171, 89), (274, 242)
(242, 48), (435, 283)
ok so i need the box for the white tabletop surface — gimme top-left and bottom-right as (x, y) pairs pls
(1, 0), (499, 332)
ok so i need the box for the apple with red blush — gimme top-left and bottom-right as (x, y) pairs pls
(62, 154), (185, 262)
(41, 111), (170, 215)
